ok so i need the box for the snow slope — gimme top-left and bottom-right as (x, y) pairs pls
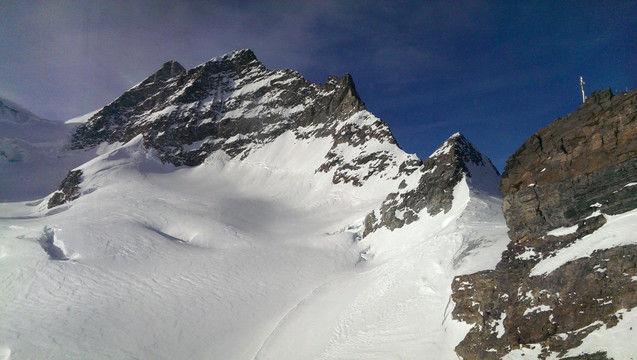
(255, 178), (509, 359)
(0, 131), (509, 359)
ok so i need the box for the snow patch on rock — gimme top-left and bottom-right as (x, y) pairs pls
(531, 208), (637, 276)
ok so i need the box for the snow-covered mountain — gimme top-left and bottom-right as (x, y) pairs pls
(1, 49), (635, 359)
(363, 132), (501, 236)
(69, 49), (416, 188)
(0, 128), (507, 359)
(0, 50), (508, 360)
(0, 98), (97, 202)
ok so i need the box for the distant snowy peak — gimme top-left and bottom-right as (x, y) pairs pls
(69, 49), (412, 186)
(0, 97), (71, 148)
(430, 132), (498, 172)
(0, 97), (44, 124)
(363, 133), (501, 236)
(429, 132), (501, 196)
(0, 98), (96, 201)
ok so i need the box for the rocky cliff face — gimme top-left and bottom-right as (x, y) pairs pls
(70, 49), (412, 187)
(501, 88), (637, 241)
(451, 89), (637, 359)
(363, 132), (500, 236)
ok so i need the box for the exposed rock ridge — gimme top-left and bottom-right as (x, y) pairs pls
(48, 169), (83, 208)
(146, 61), (186, 86)
(451, 89), (637, 360)
(363, 133), (500, 236)
(69, 49), (407, 186)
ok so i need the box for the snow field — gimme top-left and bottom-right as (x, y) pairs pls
(1, 131), (508, 359)
(0, 135), (400, 359)
(255, 178), (510, 359)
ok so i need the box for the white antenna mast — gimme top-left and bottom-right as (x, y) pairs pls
(580, 76), (586, 103)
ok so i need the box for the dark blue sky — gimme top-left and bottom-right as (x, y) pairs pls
(1, 1), (635, 170)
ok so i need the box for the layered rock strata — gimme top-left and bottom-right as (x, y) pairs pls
(452, 89), (637, 359)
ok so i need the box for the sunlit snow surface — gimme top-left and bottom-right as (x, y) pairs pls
(0, 136), (509, 359)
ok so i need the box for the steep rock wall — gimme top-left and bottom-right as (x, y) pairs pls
(452, 89), (637, 359)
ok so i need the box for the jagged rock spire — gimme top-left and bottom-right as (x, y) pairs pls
(363, 133), (500, 236)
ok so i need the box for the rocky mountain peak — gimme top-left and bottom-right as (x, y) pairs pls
(430, 132), (471, 159)
(325, 73), (363, 103)
(224, 48), (258, 63)
(363, 132), (500, 236)
(501, 89), (634, 196)
(228, 48), (258, 63)
(452, 88), (637, 359)
(144, 60), (186, 86)
(317, 73), (366, 125)
(67, 49), (412, 189)
(433, 132), (498, 171)
(191, 48), (263, 77)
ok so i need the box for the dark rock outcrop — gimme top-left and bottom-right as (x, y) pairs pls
(70, 49), (404, 186)
(47, 169), (82, 208)
(363, 133), (500, 236)
(451, 89), (637, 359)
